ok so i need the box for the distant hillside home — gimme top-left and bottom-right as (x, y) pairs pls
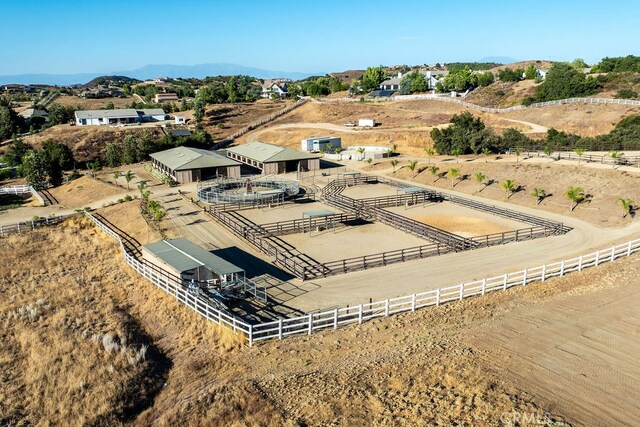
(18, 108), (49, 123)
(150, 146), (242, 183)
(75, 108), (166, 126)
(261, 79), (289, 98)
(536, 69), (549, 80)
(379, 69), (448, 92)
(80, 86), (124, 98)
(226, 141), (320, 174)
(154, 92), (179, 103)
(379, 74), (402, 91)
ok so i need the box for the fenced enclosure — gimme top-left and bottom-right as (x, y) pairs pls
(3, 212), (640, 347)
(512, 149), (640, 168)
(0, 184), (45, 206)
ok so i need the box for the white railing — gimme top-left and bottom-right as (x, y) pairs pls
(4, 211), (640, 347)
(0, 184), (46, 206)
(317, 95), (640, 113)
(249, 238), (640, 343)
(0, 214), (75, 236)
(83, 213), (255, 344)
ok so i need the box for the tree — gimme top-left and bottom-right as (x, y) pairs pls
(531, 188), (547, 205)
(534, 62), (600, 102)
(448, 168), (460, 187)
(113, 171), (121, 184)
(390, 159), (399, 172)
(356, 146), (365, 160)
(406, 160), (418, 173)
(451, 148), (462, 163)
(473, 172), (486, 192)
(514, 147), (522, 163)
(47, 104), (76, 126)
(502, 128), (532, 150)
(124, 170), (135, 190)
(609, 150), (624, 168)
(389, 142), (397, 154)
(620, 198), (634, 218)
(500, 179), (516, 199)
(0, 97), (24, 140)
(565, 186), (586, 211)
(431, 112), (501, 155)
(193, 97), (205, 124)
(106, 143), (121, 168)
(524, 64), (537, 80)
(574, 148), (586, 165)
(481, 147), (491, 162)
(21, 151), (48, 188)
(424, 147), (436, 163)
(364, 158), (373, 168)
(361, 66), (387, 91)
(544, 146), (554, 159)
(428, 166), (440, 182)
(4, 137), (32, 166)
(87, 161), (101, 177)
(476, 71), (494, 87)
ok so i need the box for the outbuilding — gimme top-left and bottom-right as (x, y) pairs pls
(150, 146), (241, 183)
(142, 238), (245, 286)
(74, 108), (166, 126)
(300, 136), (341, 152)
(225, 141), (320, 174)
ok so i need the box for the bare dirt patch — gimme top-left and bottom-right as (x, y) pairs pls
(51, 95), (137, 110)
(49, 175), (125, 208)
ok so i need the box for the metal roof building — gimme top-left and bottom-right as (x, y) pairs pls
(225, 141), (320, 174)
(74, 108), (166, 126)
(150, 146), (241, 183)
(141, 238), (244, 284)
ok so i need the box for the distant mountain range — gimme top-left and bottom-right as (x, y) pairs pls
(0, 63), (319, 86)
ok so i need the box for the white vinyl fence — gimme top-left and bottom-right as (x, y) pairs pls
(0, 184), (45, 206)
(3, 212), (640, 347)
(318, 95), (640, 113)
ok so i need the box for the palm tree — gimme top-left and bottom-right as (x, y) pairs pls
(448, 168), (460, 187)
(406, 160), (418, 173)
(365, 158), (373, 168)
(500, 179), (516, 199)
(389, 142), (398, 154)
(473, 172), (487, 193)
(481, 148), (491, 163)
(390, 159), (399, 172)
(620, 198), (634, 218)
(514, 147), (522, 163)
(356, 147), (365, 160)
(137, 180), (148, 195)
(424, 147), (436, 164)
(609, 151), (624, 169)
(326, 143), (333, 153)
(124, 170), (135, 190)
(112, 171), (121, 184)
(543, 146), (554, 160)
(574, 148), (586, 166)
(531, 187), (547, 205)
(335, 147), (342, 155)
(565, 186), (586, 211)
(451, 148), (462, 163)
(428, 166), (440, 182)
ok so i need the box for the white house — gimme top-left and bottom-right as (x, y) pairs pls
(75, 108), (166, 126)
(536, 69), (549, 80)
(261, 80), (289, 98)
(301, 136), (342, 152)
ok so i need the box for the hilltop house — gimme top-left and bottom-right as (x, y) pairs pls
(75, 108), (166, 126)
(18, 108), (49, 124)
(154, 92), (179, 103)
(379, 70), (449, 92)
(261, 79), (289, 98)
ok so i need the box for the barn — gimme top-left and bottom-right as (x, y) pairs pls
(141, 238), (245, 286)
(225, 141), (320, 174)
(150, 146), (241, 183)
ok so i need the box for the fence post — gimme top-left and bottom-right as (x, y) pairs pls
(610, 246), (616, 262)
(541, 264), (547, 282)
(481, 278), (486, 295)
(595, 251), (600, 266)
(628, 241), (633, 256)
(248, 325), (253, 348)
(278, 319), (283, 339)
(435, 289), (441, 306)
(334, 309), (338, 329)
(411, 294), (416, 311)
(358, 304), (363, 324)
(459, 284), (464, 300)
(503, 274), (508, 290)
(578, 256), (583, 271)
(522, 269), (528, 286)
(308, 313), (313, 335)
(384, 299), (389, 316)
(560, 260), (565, 276)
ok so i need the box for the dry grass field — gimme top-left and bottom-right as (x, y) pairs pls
(51, 95), (137, 110)
(48, 175), (125, 208)
(3, 217), (639, 425)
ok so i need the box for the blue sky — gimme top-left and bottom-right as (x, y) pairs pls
(1, 0), (639, 75)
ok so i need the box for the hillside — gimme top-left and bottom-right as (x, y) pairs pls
(82, 75), (140, 88)
(466, 80), (539, 108)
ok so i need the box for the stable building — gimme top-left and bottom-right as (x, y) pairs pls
(150, 146), (241, 183)
(142, 238), (245, 286)
(225, 141), (320, 174)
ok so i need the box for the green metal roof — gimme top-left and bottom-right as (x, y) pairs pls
(226, 141), (320, 163)
(303, 209), (336, 218)
(150, 146), (240, 171)
(143, 238), (244, 275)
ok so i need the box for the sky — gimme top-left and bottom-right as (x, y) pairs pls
(1, 0), (639, 75)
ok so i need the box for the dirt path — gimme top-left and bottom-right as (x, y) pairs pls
(502, 118), (549, 133)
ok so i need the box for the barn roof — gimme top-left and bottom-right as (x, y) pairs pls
(143, 238), (244, 275)
(150, 146), (240, 171)
(226, 141), (320, 163)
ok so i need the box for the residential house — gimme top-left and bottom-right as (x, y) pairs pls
(75, 108), (166, 126)
(154, 92), (179, 103)
(261, 79), (289, 98)
(18, 108), (49, 124)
